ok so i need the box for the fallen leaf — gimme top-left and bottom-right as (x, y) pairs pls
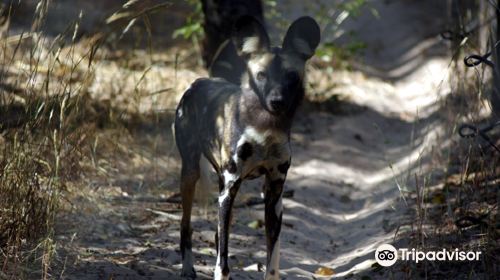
(247, 219), (263, 229)
(200, 247), (214, 256)
(315, 266), (335, 276)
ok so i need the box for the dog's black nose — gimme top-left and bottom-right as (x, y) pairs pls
(270, 99), (285, 111)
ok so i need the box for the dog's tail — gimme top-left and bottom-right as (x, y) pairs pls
(173, 121), (216, 216)
(195, 155), (217, 217)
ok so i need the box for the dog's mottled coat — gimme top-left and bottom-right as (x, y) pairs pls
(175, 16), (320, 280)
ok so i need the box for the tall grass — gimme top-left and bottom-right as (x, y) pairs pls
(0, 0), (187, 276)
(0, 1), (100, 277)
(404, 4), (499, 277)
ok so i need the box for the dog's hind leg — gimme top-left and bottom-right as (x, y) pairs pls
(175, 94), (202, 279)
(179, 151), (201, 279)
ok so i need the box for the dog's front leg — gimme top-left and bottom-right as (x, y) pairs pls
(214, 175), (241, 280)
(264, 172), (286, 280)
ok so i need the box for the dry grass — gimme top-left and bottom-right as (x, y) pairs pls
(396, 26), (500, 279)
(1, 3), (96, 278)
(0, 1), (202, 278)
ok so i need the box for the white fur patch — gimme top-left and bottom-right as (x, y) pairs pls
(238, 126), (285, 146)
(242, 37), (260, 54)
(244, 127), (268, 144)
(177, 83), (193, 119)
(216, 116), (224, 134)
(265, 238), (280, 280)
(222, 170), (237, 187)
(247, 54), (273, 78)
(214, 251), (229, 280)
(214, 266), (229, 280)
(218, 186), (230, 206)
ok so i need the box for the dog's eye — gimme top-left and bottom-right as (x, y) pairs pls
(256, 71), (267, 81)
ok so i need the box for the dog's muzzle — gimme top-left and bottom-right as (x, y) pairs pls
(269, 98), (286, 112)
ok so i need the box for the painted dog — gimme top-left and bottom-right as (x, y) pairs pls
(175, 15), (320, 280)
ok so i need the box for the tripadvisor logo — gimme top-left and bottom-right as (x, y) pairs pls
(375, 244), (482, 267)
(375, 244), (398, 267)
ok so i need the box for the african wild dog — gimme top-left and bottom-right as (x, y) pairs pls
(175, 16), (320, 280)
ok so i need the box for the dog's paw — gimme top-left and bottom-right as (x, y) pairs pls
(264, 269), (279, 280)
(181, 267), (197, 279)
(213, 267), (230, 280)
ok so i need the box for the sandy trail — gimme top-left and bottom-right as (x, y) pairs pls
(58, 62), (449, 280)
(56, 1), (453, 279)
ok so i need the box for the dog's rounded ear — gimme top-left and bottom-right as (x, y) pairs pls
(232, 15), (270, 59)
(282, 16), (321, 60)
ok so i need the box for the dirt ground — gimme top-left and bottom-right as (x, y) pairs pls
(6, 0), (463, 279)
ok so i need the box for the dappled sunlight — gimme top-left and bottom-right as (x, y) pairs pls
(290, 118), (445, 188)
(284, 196), (394, 222)
(277, 43), (453, 278)
(4, 0), (489, 279)
(313, 57), (452, 120)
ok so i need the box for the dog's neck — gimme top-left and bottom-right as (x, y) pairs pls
(239, 86), (294, 133)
